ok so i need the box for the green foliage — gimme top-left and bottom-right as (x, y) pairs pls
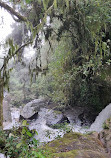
(37, 0), (111, 111)
(25, 0), (33, 4)
(0, 130), (20, 157)
(2, 0), (111, 106)
(102, 118), (111, 129)
(0, 121), (46, 158)
(51, 122), (71, 133)
(103, 122), (109, 129)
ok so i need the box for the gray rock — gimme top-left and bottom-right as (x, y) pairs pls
(0, 153), (6, 158)
(64, 106), (96, 126)
(46, 110), (69, 127)
(20, 98), (47, 119)
(3, 93), (12, 122)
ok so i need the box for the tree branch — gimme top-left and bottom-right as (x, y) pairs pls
(0, 1), (27, 22)
(0, 41), (33, 72)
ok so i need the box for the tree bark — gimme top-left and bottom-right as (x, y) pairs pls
(0, 75), (3, 128)
(0, 1), (27, 22)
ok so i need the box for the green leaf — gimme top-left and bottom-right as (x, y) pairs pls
(32, 151), (45, 158)
(22, 128), (26, 134)
(5, 143), (10, 148)
(35, 131), (38, 135)
(16, 142), (22, 148)
(22, 120), (28, 126)
(26, 131), (32, 137)
(25, 0), (32, 4)
(32, 138), (38, 145)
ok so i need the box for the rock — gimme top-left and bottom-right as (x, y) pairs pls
(99, 117), (111, 157)
(20, 98), (47, 119)
(42, 132), (109, 158)
(46, 110), (70, 128)
(64, 107), (84, 124)
(91, 131), (99, 139)
(20, 112), (38, 120)
(3, 94), (12, 122)
(0, 153), (6, 158)
(64, 106), (97, 126)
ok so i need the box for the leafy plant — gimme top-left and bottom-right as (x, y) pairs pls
(51, 122), (71, 133)
(0, 120), (46, 158)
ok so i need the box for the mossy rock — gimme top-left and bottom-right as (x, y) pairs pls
(99, 117), (111, 155)
(42, 132), (109, 158)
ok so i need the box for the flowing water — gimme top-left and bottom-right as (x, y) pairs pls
(3, 107), (88, 143)
(3, 100), (111, 143)
(28, 108), (65, 143)
(89, 103), (111, 132)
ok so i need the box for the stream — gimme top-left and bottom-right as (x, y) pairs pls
(3, 107), (89, 143)
(3, 103), (111, 143)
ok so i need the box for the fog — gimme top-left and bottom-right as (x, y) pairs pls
(0, 8), (14, 43)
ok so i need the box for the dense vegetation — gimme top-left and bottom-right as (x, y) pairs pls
(0, 121), (47, 158)
(15, 0), (111, 112)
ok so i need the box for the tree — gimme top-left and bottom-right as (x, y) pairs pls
(0, 0), (51, 127)
(28, 0), (111, 112)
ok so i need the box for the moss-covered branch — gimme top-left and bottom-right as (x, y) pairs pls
(0, 1), (27, 22)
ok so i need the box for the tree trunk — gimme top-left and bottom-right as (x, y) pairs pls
(0, 76), (3, 128)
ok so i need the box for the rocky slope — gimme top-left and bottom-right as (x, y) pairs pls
(42, 132), (109, 158)
(99, 117), (111, 157)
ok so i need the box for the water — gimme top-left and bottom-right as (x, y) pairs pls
(3, 108), (65, 142)
(3, 103), (111, 143)
(3, 107), (88, 143)
(90, 103), (111, 132)
(29, 108), (65, 143)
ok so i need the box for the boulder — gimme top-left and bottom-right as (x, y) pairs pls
(42, 132), (109, 158)
(64, 106), (97, 126)
(99, 117), (111, 157)
(0, 153), (6, 158)
(20, 98), (47, 119)
(46, 110), (70, 128)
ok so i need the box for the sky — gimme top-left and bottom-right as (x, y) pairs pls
(0, 7), (35, 60)
(0, 8), (14, 67)
(0, 8), (14, 43)
(0, 5), (39, 63)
